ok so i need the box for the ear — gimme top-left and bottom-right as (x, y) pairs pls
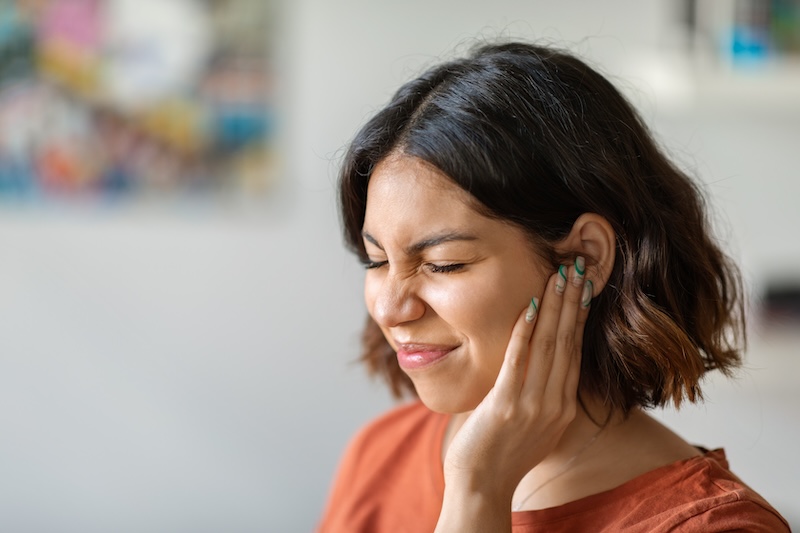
(555, 213), (616, 295)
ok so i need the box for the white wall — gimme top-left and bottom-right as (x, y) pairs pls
(0, 1), (797, 531)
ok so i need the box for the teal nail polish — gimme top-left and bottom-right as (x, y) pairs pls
(556, 265), (567, 294)
(574, 256), (585, 278)
(582, 280), (594, 308)
(525, 297), (539, 323)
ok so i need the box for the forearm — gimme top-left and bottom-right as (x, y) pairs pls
(434, 482), (512, 533)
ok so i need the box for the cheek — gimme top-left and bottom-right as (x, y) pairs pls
(427, 275), (525, 348)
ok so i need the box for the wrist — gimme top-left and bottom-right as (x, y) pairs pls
(434, 479), (513, 533)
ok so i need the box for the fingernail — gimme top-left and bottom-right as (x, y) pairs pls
(574, 256), (585, 284)
(525, 297), (539, 323)
(582, 280), (594, 308)
(555, 264), (567, 294)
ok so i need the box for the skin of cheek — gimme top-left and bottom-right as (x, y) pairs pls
(400, 264), (545, 413)
(453, 272), (537, 398)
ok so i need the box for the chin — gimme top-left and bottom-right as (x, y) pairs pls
(414, 383), (485, 414)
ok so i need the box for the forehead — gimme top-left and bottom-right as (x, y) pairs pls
(364, 155), (483, 227)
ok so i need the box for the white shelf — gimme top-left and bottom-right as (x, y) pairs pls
(690, 59), (800, 114)
(623, 52), (800, 117)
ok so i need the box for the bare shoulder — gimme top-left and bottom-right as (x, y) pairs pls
(618, 409), (702, 464)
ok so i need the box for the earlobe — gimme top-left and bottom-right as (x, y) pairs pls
(556, 213), (616, 294)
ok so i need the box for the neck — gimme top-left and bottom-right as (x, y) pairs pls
(442, 397), (624, 510)
(513, 404), (614, 510)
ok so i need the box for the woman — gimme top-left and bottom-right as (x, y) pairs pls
(318, 42), (789, 532)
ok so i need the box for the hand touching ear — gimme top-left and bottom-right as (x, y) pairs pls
(435, 258), (592, 533)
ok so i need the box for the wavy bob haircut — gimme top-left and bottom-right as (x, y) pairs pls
(338, 41), (745, 413)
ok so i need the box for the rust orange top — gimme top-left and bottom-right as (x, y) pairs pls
(318, 401), (789, 532)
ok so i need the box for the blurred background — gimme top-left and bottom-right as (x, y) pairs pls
(0, 0), (798, 531)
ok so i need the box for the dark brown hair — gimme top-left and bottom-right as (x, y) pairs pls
(338, 41), (745, 412)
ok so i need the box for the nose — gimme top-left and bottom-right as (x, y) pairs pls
(368, 271), (426, 328)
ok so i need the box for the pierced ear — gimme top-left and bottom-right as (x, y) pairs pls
(555, 213), (616, 294)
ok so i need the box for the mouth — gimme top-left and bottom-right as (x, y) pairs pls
(394, 342), (458, 371)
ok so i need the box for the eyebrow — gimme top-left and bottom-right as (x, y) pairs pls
(362, 230), (478, 255)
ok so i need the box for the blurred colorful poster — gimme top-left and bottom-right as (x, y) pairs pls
(0, 0), (278, 203)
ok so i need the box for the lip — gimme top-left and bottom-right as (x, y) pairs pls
(394, 342), (458, 370)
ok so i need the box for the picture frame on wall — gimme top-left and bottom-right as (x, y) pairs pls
(0, 0), (280, 204)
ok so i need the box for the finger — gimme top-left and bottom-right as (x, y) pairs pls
(493, 298), (538, 401)
(545, 257), (588, 400)
(571, 277), (592, 365)
(576, 279), (593, 328)
(562, 278), (593, 399)
(523, 268), (565, 397)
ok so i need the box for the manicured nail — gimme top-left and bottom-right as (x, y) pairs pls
(525, 297), (539, 323)
(574, 256), (585, 284)
(581, 280), (594, 308)
(555, 264), (567, 294)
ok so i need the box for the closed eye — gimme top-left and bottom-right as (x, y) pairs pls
(427, 263), (465, 274)
(363, 260), (388, 270)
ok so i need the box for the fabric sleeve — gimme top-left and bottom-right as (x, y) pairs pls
(315, 427), (369, 533)
(675, 499), (791, 532)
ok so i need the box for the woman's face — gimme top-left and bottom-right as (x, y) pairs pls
(362, 154), (552, 413)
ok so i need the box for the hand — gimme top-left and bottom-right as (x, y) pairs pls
(436, 259), (592, 531)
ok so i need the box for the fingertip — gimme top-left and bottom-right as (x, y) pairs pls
(573, 256), (586, 286)
(581, 280), (594, 309)
(525, 297), (539, 323)
(510, 301), (535, 341)
(555, 264), (568, 294)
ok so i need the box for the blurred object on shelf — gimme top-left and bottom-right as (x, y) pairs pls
(761, 281), (800, 326)
(730, 0), (772, 63)
(0, 0), (279, 205)
(684, 0), (800, 66)
(771, 0), (800, 52)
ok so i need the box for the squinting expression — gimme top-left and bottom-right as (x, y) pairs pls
(362, 154), (552, 414)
